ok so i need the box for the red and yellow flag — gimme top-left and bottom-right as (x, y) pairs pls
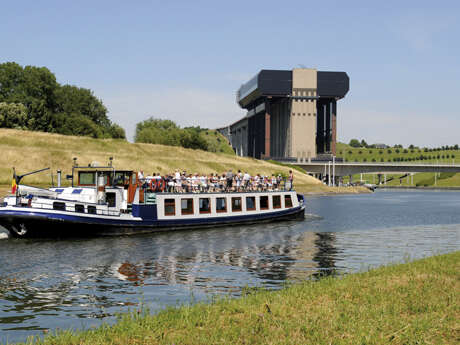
(11, 177), (17, 194)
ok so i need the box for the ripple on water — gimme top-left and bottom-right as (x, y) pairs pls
(1, 190), (460, 344)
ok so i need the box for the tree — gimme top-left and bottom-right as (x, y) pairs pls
(135, 117), (208, 151)
(349, 139), (360, 148)
(0, 62), (125, 139)
(360, 139), (368, 148)
(0, 102), (27, 128)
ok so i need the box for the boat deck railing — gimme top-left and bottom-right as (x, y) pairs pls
(14, 200), (122, 217)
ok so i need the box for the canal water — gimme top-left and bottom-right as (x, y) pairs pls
(0, 190), (459, 343)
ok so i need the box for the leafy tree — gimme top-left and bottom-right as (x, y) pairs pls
(135, 117), (208, 151)
(0, 62), (125, 139)
(0, 102), (27, 128)
(360, 139), (368, 148)
(349, 139), (360, 147)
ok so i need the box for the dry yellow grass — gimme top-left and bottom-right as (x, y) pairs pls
(0, 128), (367, 195)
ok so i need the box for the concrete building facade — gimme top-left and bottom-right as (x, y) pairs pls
(219, 68), (349, 161)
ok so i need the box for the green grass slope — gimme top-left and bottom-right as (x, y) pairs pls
(20, 251), (460, 345)
(337, 142), (460, 187)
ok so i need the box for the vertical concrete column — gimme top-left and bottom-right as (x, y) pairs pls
(264, 100), (270, 158)
(331, 100), (337, 156)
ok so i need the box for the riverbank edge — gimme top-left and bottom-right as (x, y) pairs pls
(22, 251), (459, 345)
(377, 185), (460, 191)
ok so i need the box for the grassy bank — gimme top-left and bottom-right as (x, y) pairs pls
(0, 128), (367, 195)
(337, 142), (460, 187)
(20, 251), (459, 344)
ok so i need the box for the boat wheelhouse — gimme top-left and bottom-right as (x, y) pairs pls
(0, 163), (305, 238)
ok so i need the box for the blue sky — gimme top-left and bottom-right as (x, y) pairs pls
(1, 0), (459, 146)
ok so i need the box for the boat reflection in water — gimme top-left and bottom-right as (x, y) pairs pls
(0, 218), (335, 338)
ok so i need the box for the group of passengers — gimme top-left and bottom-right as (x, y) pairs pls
(138, 169), (294, 193)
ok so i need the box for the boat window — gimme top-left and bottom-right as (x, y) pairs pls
(232, 197), (242, 212)
(273, 195), (281, 209)
(181, 198), (194, 215)
(114, 172), (129, 186)
(164, 199), (175, 216)
(260, 196), (269, 210)
(285, 195), (293, 208)
(199, 198), (211, 214)
(75, 204), (85, 213)
(79, 172), (95, 185)
(246, 196), (256, 211)
(106, 192), (116, 207)
(53, 202), (66, 211)
(87, 205), (97, 214)
(216, 197), (227, 213)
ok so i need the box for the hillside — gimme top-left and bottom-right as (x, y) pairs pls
(336, 142), (460, 187)
(199, 129), (235, 154)
(0, 129), (364, 194)
(336, 142), (459, 164)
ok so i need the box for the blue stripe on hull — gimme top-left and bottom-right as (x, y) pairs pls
(0, 206), (305, 237)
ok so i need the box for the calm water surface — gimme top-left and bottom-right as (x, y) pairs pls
(0, 190), (459, 343)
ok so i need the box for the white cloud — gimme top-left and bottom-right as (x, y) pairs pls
(102, 87), (246, 141)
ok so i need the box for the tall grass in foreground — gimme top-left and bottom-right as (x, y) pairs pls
(22, 251), (459, 345)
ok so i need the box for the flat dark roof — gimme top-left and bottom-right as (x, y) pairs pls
(237, 69), (349, 108)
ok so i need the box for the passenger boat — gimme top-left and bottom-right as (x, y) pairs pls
(0, 162), (305, 238)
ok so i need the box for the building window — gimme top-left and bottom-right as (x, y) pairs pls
(260, 196), (269, 210)
(273, 195), (281, 209)
(232, 197), (242, 212)
(75, 204), (85, 213)
(285, 195), (293, 208)
(53, 202), (66, 211)
(181, 198), (194, 215)
(199, 198), (211, 214)
(164, 199), (175, 216)
(216, 197), (227, 212)
(246, 196), (256, 211)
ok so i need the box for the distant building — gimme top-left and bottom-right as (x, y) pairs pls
(374, 144), (388, 149)
(218, 68), (349, 161)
